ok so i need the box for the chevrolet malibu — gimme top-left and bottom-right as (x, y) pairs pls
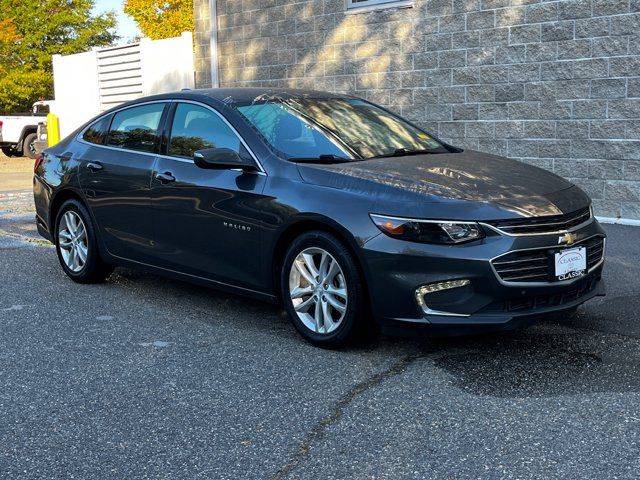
(33, 89), (606, 347)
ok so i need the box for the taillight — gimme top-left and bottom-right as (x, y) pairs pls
(0, 120), (3, 127)
(34, 154), (44, 172)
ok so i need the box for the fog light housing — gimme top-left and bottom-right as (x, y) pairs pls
(415, 279), (470, 317)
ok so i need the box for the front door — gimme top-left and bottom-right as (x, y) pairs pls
(150, 102), (267, 290)
(77, 102), (167, 262)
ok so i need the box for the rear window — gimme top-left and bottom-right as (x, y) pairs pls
(106, 103), (165, 153)
(82, 115), (111, 145)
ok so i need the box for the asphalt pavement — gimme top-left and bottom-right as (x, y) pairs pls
(1, 191), (639, 479)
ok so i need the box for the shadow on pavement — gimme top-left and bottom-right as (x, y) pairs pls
(111, 266), (640, 400)
(426, 326), (640, 398)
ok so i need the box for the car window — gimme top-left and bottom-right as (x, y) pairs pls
(106, 103), (165, 153)
(34, 104), (50, 115)
(237, 102), (349, 159)
(236, 98), (446, 160)
(82, 115), (112, 145)
(168, 103), (243, 159)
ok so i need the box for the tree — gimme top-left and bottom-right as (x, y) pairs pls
(124, 0), (193, 40)
(0, 0), (117, 114)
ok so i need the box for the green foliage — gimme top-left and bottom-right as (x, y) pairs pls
(0, 0), (118, 114)
(124, 0), (193, 40)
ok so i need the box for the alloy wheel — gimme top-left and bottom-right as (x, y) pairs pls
(58, 211), (88, 273)
(288, 247), (348, 334)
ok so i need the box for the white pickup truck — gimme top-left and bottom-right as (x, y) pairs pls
(0, 100), (53, 159)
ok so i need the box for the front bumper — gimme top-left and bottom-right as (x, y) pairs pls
(362, 218), (606, 336)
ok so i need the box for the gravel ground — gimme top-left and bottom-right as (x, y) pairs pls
(1, 192), (639, 479)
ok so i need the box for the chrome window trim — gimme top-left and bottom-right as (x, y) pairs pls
(489, 234), (606, 287)
(76, 99), (169, 156)
(76, 98), (267, 175)
(154, 153), (266, 176)
(77, 137), (160, 158)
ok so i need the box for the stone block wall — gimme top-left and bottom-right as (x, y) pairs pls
(194, 0), (640, 219)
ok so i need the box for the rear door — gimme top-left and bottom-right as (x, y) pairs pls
(77, 102), (168, 262)
(150, 101), (268, 289)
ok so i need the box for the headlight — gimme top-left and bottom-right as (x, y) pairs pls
(370, 214), (485, 244)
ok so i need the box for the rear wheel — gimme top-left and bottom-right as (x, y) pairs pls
(22, 132), (37, 159)
(55, 199), (113, 283)
(281, 231), (367, 348)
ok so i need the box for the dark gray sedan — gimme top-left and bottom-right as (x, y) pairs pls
(33, 88), (606, 347)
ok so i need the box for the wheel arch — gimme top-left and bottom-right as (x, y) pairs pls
(49, 187), (111, 263)
(270, 216), (372, 305)
(18, 125), (38, 148)
(50, 188), (86, 230)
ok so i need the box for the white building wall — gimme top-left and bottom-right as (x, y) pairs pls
(52, 33), (195, 138)
(52, 50), (101, 138)
(140, 32), (195, 96)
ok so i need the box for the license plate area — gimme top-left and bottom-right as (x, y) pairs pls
(553, 247), (587, 281)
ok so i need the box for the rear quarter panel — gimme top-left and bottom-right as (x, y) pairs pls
(34, 145), (83, 236)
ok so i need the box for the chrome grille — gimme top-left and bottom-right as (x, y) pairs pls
(492, 235), (605, 283)
(486, 207), (592, 235)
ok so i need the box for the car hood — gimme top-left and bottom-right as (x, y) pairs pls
(296, 150), (589, 220)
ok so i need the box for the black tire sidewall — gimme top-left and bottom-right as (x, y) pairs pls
(281, 231), (365, 347)
(54, 200), (105, 283)
(22, 133), (37, 159)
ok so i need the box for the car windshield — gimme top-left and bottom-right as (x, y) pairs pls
(235, 97), (446, 160)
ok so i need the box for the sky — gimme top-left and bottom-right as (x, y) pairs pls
(93, 0), (141, 43)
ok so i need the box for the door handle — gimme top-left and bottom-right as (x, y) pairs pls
(86, 162), (103, 172)
(155, 171), (175, 183)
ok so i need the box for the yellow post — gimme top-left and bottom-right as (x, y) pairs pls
(46, 113), (60, 147)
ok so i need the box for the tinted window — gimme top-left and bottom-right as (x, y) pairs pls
(107, 103), (165, 152)
(34, 104), (50, 115)
(236, 98), (445, 160)
(168, 103), (242, 158)
(82, 115), (111, 145)
(237, 102), (348, 159)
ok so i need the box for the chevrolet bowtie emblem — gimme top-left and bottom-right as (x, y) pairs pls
(558, 232), (577, 245)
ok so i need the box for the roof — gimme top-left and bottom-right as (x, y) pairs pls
(97, 88), (356, 119)
(171, 87), (353, 103)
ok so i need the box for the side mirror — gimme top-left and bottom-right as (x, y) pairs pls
(193, 148), (257, 171)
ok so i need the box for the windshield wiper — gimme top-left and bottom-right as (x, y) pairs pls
(289, 155), (351, 164)
(371, 148), (439, 159)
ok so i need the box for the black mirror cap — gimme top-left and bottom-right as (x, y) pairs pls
(193, 148), (257, 171)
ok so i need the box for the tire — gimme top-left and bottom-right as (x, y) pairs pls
(1, 147), (14, 157)
(22, 132), (37, 159)
(54, 199), (113, 283)
(281, 231), (367, 348)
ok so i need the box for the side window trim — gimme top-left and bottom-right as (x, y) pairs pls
(155, 102), (173, 155)
(75, 99), (266, 174)
(76, 100), (169, 156)
(159, 102), (177, 156)
(162, 100), (265, 174)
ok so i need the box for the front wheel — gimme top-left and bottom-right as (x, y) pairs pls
(55, 199), (113, 283)
(281, 231), (367, 348)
